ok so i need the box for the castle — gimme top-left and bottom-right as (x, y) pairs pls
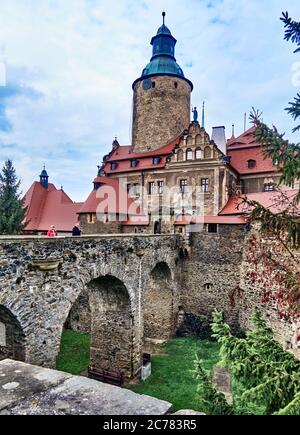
(24, 14), (289, 235)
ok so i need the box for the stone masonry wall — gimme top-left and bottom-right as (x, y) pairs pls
(0, 235), (180, 379)
(181, 225), (300, 355)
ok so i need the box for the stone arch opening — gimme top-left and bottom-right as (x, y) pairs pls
(0, 305), (25, 362)
(143, 262), (175, 341)
(88, 275), (137, 380)
(65, 288), (91, 334)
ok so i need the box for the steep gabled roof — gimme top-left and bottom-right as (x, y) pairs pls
(227, 127), (276, 175)
(24, 181), (82, 232)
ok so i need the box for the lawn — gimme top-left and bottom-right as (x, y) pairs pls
(56, 331), (220, 412)
(56, 329), (91, 375)
(129, 338), (220, 412)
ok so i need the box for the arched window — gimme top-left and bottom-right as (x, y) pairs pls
(186, 135), (193, 147)
(186, 149), (193, 161)
(195, 148), (202, 160)
(195, 135), (201, 145)
(204, 146), (212, 159)
(177, 149), (183, 162)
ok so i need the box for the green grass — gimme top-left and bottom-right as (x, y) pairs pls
(56, 329), (91, 375)
(129, 338), (220, 412)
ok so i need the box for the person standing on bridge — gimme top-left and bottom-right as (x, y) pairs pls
(47, 225), (58, 238)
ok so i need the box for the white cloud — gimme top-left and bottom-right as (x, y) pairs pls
(0, 0), (299, 201)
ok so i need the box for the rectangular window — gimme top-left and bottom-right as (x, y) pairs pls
(148, 182), (155, 195)
(264, 183), (274, 192)
(87, 213), (96, 224)
(180, 179), (188, 194)
(131, 160), (138, 168)
(208, 224), (218, 233)
(201, 178), (209, 193)
(158, 181), (164, 194)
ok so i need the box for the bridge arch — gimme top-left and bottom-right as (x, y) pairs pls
(143, 262), (176, 341)
(88, 275), (138, 380)
(0, 305), (25, 362)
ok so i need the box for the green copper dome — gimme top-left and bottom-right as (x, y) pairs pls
(132, 13), (193, 90)
(156, 23), (171, 35)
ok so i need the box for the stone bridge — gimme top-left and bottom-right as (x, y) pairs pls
(0, 235), (183, 380)
(1, 228), (298, 380)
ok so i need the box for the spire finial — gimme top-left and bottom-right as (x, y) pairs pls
(232, 124), (235, 137)
(162, 11), (166, 25)
(202, 101), (205, 129)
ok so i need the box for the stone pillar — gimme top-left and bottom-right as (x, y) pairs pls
(88, 276), (140, 380)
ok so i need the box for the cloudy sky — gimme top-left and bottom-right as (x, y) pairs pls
(0, 0), (299, 201)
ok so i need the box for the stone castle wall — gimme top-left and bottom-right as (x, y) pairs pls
(132, 76), (191, 153)
(181, 225), (300, 355)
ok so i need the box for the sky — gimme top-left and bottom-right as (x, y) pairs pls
(0, 0), (299, 201)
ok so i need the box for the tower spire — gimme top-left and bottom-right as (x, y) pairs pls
(39, 165), (49, 189)
(162, 11), (166, 25)
(202, 101), (205, 129)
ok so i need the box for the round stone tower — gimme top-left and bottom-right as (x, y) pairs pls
(132, 13), (193, 153)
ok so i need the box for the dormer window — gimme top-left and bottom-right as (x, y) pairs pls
(110, 162), (118, 170)
(264, 183), (275, 192)
(153, 157), (161, 165)
(131, 159), (138, 168)
(248, 160), (256, 169)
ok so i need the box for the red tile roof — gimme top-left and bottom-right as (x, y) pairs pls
(219, 190), (299, 216)
(227, 127), (276, 175)
(102, 136), (180, 174)
(78, 177), (140, 217)
(24, 182), (83, 232)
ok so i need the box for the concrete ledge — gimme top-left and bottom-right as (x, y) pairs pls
(0, 360), (172, 415)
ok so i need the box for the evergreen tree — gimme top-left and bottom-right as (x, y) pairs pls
(211, 310), (300, 415)
(281, 12), (300, 132)
(0, 160), (27, 235)
(193, 356), (233, 415)
(245, 12), (300, 249)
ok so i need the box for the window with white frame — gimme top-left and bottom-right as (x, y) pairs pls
(201, 178), (209, 193)
(196, 148), (202, 160)
(186, 149), (193, 160)
(158, 181), (164, 194)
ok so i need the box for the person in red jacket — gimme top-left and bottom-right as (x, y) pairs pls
(47, 225), (58, 238)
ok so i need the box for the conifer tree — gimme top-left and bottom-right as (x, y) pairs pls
(211, 310), (300, 415)
(245, 12), (300, 249)
(193, 356), (233, 415)
(281, 12), (300, 132)
(0, 159), (27, 235)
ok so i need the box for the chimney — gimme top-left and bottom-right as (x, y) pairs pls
(211, 126), (226, 155)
